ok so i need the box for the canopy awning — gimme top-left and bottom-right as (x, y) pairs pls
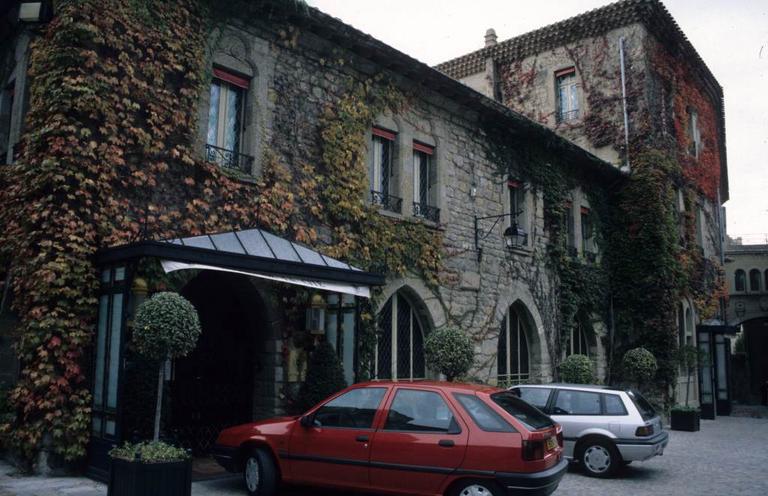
(95, 228), (384, 298)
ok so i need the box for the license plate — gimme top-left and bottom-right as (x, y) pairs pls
(545, 437), (557, 450)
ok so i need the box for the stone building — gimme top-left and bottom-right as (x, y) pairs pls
(0, 0), (729, 473)
(724, 239), (768, 403)
(437, 0), (730, 410)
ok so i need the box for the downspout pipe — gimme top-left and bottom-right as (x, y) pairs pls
(619, 37), (631, 170)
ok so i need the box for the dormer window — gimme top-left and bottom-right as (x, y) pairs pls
(206, 68), (252, 173)
(556, 68), (579, 122)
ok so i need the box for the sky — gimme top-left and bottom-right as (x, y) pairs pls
(306, 0), (768, 244)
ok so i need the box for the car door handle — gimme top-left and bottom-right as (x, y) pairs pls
(356, 435), (369, 443)
(438, 439), (454, 448)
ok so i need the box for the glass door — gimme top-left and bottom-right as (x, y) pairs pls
(697, 330), (715, 420)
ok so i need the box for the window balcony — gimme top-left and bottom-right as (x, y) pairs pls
(205, 144), (254, 174)
(557, 109), (580, 123)
(371, 190), (402, 214)
(412, 202), (440, 223)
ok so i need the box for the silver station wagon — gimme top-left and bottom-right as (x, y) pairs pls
(509, 384), (669, 477)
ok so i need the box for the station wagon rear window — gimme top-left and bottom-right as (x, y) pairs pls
(454, 393), (516, 433)
(628, 390), (656, 421)
(490, 392), (554, 430)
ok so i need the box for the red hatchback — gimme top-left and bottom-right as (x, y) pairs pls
(213, 381), (567, 496)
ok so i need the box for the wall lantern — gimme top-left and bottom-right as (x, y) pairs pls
(469, 180), (478, 199)
(474, 211), (527, 261)
(306, 293), (326, 335)
(18, 1), (52, 23)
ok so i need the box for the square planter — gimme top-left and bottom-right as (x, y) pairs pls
(670, 409), (701, 432)
(108, 457), (192, 496)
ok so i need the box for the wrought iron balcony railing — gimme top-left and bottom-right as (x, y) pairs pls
(413, 202), (440, 223)
(371, 190), (402, 214)
(205, 144), (254, 174)
(557, 109), (580, 123)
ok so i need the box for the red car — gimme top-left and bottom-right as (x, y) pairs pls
(212, 381), (567, 496)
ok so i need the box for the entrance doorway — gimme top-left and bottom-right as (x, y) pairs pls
(170, 271), (264, 456)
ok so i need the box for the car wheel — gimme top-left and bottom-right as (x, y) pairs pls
(242, 448), (278, 496)
(450, 479), (503, 496)
(578, 438), (621, 478)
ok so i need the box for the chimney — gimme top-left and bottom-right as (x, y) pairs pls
(485, 28), (498, 48)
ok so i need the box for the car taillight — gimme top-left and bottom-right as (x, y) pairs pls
(522, 440), (545, 460)
(556, 431), (563, 447)
(636, 424), (654, 436)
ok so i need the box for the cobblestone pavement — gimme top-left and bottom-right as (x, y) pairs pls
(2, 416), (767, 496)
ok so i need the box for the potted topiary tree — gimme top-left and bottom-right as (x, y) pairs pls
(670, 344), (704, 432)
(296, 340), (347, 413)
(424, 326), (474, 382)
(559, 354), (596, 384)
(621, 347), (658, 390)
(108, 292), (201, 496)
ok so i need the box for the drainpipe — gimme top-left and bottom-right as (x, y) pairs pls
(716, 189), (727, 323)
(619, 37), (631, 171)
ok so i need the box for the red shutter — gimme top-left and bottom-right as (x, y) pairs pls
(413, 141), (434, 155)
(580, 206), (590, 215)
(372, 127), (396, 141)
(555, 67), (576, 78)
(508, 179), (522, 188)
(564, 200), (573, 208)
(213, 67), (250, 89)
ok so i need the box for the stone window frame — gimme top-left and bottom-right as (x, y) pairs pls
(687, 106), (702, 159)
(734, 269), (746, 292)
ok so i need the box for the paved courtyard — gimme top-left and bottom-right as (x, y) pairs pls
(2, 415), (767, 496)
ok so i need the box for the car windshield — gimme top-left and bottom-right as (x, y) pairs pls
(628, 390), (656, 421)
(490, 392), (554, 431)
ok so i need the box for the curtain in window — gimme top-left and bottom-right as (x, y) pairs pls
(371, 135), (391, 195)
(207, 79), (243, 152)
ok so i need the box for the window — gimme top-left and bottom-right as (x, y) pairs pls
(564, 202), (575, 255)
(325, 293), (357, 385)
(384, 389), (457, 433)
(374, 292), (425, 380)
(750, 269), (762, 292)
(508, 179), (528, 247)
(687, 107), (702, 158)
(370, 127), (400, 213)
(313, 387), (386, 429)
(552, 390), (601, 415)
(765, 270), (768, 292)
(734, 270), (746, 292)
(627, 390), (656, 421)
(454, 394), (515, 432)
(695, 206), (704, 246)
(515, 387), (552, 410)
(581, 207), (596, 259)
(566, 318), (590, 357)
(0, 83), (14, 161)
(497, 305), (530, 385)
(92, 266), (127, 439)
(556, 68), (579, 122)
(206, 68), (250, 171)
(413, 142), (439, 222)
(603, 394), (628, 415)
(490, 392), (554, 430)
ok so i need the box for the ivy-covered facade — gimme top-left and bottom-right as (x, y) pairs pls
(438, 0), (728, 409)
(0, 0), (727, 473)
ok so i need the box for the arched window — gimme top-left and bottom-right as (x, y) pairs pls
(374, 292), (425, 380)
(734, 270), (746, 292)
(749, 269), (761, 292)
(497, 305), (530, 385)
(566, 318), (590, 356)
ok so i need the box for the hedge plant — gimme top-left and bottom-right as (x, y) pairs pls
(109, 440), (189, 463)
(424, 327), (474, 382)
(559, 354), (595, 384)
(297, 340), (347, 412)
(622, 347), (658, 386)
(133, 292), (201, 440)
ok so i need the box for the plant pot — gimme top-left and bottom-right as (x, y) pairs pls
(670, 409), (701, 432)
(108, 457), (192, 496)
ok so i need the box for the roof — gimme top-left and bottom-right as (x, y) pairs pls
(512, 383), (628, 392)
(279, 5), (621, 181)
(433, 0), (728, 200)
(95, 228), (384, 287)
(351, 380), (503, 394)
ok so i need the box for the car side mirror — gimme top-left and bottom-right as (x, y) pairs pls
(300, 414), (316, 428)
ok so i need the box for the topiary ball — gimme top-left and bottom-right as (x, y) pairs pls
(622, 347), (658, 384)
(424, 326), (474, 382)
(559, 354), (595, 384)
(133, 292), (201, 361)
